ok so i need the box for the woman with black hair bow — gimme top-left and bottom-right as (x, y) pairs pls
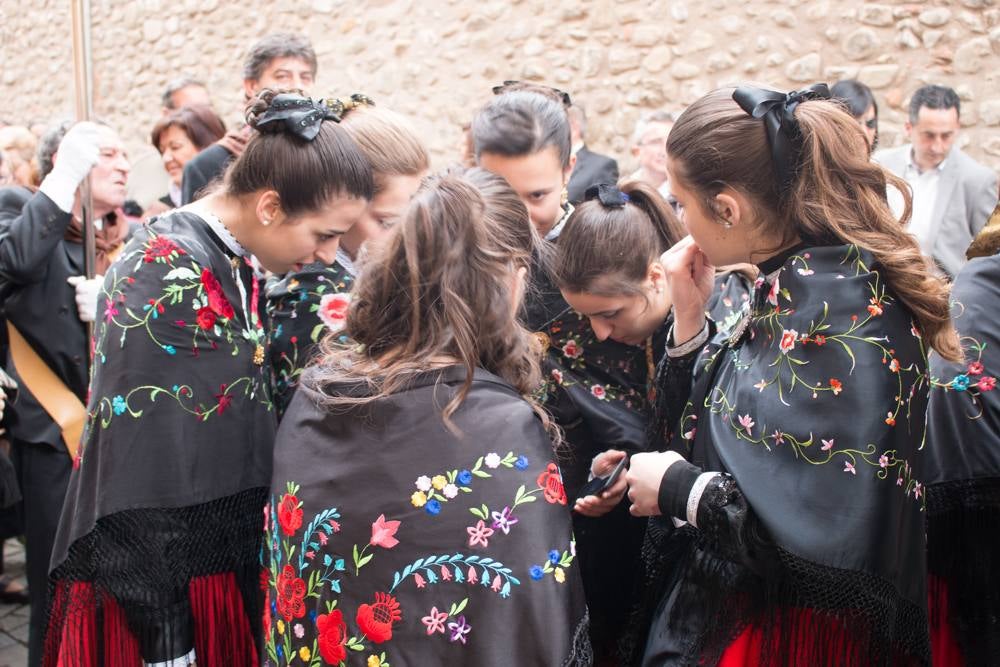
(624, 84), (956, 666)
(45, 91), (373, 667)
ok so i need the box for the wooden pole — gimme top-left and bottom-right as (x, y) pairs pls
(70, 0), (96, 282)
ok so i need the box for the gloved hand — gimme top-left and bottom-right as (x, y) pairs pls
(66, 274), (104, 323)
(39, 122), (103, 213)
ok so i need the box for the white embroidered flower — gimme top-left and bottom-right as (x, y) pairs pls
(443, 483), (459, 499)
(484, 452), (502, 469)
(415, 475), (432, 492)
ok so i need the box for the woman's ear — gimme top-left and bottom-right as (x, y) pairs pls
(647, 260), (667, 293)
(254, 190), (283, 227)
(563, 153), (577, 183)
(713, 190), (743, 229)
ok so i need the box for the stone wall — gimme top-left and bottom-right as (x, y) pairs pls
(2, 0), (1000, 186)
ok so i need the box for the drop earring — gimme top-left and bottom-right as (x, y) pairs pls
(560, 188), (569, 207)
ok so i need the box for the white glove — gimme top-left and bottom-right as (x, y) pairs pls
(67, 274), (104, 323)
(39, 122), (103, 213)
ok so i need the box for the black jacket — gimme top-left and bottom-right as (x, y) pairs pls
(180, 144), (234, 204)
(567, 146), (619, 204)
(0, 186), (89, 448)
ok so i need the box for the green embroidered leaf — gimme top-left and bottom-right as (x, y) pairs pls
(469, 506), (486, 520)
(310, 323), (325, 343)
(454, 597), (468, 615)
(357, 553), (373, 568)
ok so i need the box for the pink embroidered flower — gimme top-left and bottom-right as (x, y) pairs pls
(844, 461), (856, 475)
(294, 623), (305, 639)
(867, 298), (883, 317)
(779, 329), (798, 354)
(797, 268), (814, 276)
(491, 575), (502, 592)
(562, 340), (582, 359)
(978, 376), (996, 392)
(370, 514), (401, 549)
(772, 431), (784, 445)
(421, 607), (448, 635)
(590, 384), (606, 400)
(467, 566), (478, 584)
(879, 454), (889, 468)
(103, 299), (119, 322)
(914, 482), (923, 499)
(551, 368), (564, 384)
(821, 439), (835, 451)
(414, 573), (426, 589)
(813, 335), (826, 345)
(968, 361), (984, 376)
(767, 277), (780, 306)
(440, 565), (452, 581)
(683, 428), (697, 440)
(889, 358), (900, 373)
(318, 293), (351, 333)
(737, 414), (755, 435)
(467, 520), (495, 547)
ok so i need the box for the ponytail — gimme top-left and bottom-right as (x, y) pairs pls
(554, 179), (684, 297)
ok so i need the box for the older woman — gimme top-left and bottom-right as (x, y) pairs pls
(147, 105), (226, 215)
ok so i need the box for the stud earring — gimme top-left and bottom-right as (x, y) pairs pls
(261, 218), (271, 226)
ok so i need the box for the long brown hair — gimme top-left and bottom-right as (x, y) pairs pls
(668, 87), (959, 361)
(339, 105), (430, 193)
(307, 168), (551, 432)
(554, 180), (684, 296)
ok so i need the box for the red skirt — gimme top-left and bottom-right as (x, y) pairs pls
(45, 572), (259, 667)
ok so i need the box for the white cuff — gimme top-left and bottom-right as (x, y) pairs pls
(667, 322), (710, 358)
(38, 169), (80, 214)
(686, 472), (720, 527)
(146, 649), (196, 667)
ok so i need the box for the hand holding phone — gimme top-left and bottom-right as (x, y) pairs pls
(573, 450), (629, 518)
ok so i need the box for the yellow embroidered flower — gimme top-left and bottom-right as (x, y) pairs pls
(367, 656), (381, 667)
(253, 344), (265, 366)
(554, 567), (566, 583)
(431, 475), (447, 490)
(410, 491), (427, 508)
(277, 620), (285, 635)
(299, 646), (311, 661)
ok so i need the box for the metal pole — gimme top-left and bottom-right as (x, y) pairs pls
(70, 0), (96, 282)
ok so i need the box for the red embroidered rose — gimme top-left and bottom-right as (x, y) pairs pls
(200, 269), (236, 319)
(779, 329), (798, 354)
(275, 565), (306, 621)
(317, 293), (351, 333)
(590, 384), (606, 400)
(196, 307), (217, 330)
(537, 462), (567, 505)
(978, 376), (996, 392)
(277, 493), (303, 536)
(561, 340), (582, 359)
(143, 236), (184, 263)
(356, 592), (402, 644)
(317, 609), (348, 663)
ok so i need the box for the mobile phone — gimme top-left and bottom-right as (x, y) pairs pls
(575, 456), (628, 502)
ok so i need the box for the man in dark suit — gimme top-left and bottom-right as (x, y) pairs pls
(0, 121), (130, 666)
(566, 104), (619, 204)
(181, 32), (318, 204)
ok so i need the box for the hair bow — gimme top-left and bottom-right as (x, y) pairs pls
(584, 183), (630, 208)
(324, 93), (376, 120)
(732, 83), (831, 197)
(254, 93), (341, 141)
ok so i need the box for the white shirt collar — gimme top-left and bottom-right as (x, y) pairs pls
(336, 246), (357, 276)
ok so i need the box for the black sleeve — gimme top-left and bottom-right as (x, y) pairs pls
(657, 462), (778, 577)
(0, 188), (72, 284)
(180, 144), (233, 205)
(650, 322), (714, 447)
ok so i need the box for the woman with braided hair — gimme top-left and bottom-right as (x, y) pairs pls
(624, 85), (957, 666)
(45, 90), (373, 667)
(267, 95), (429, 418)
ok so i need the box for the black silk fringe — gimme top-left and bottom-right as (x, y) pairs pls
(927, 477), (1000, 666)
(622, 524), (930, 666)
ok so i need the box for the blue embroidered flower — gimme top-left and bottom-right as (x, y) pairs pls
(308, 609), (316, 621)
(112, 395), (127, 415)
(172, 384), (180, 393)
(457, 470), (473, 485)
(529, 565), (545, 580)
(952, 374), (971, 392)
(425, 499), (442, 516)
(163, 345), (177, 355)
(515, 456), (529, 470)
(548, 549), (561, 564)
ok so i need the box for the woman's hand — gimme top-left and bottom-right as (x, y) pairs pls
(573, 449), (628, 518)
(660, 236), (715, 344)
(626, 450), (684, 516)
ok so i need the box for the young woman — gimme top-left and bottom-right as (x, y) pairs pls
(45, 91), (373, 667)
(147, 105), (227, 215)
(265, 169), (591, 666)
(473, 91), (666, 662)
(267, 97), (429, 416)
(924, 203), (1000, 666)
(624, 85), (958, 666)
